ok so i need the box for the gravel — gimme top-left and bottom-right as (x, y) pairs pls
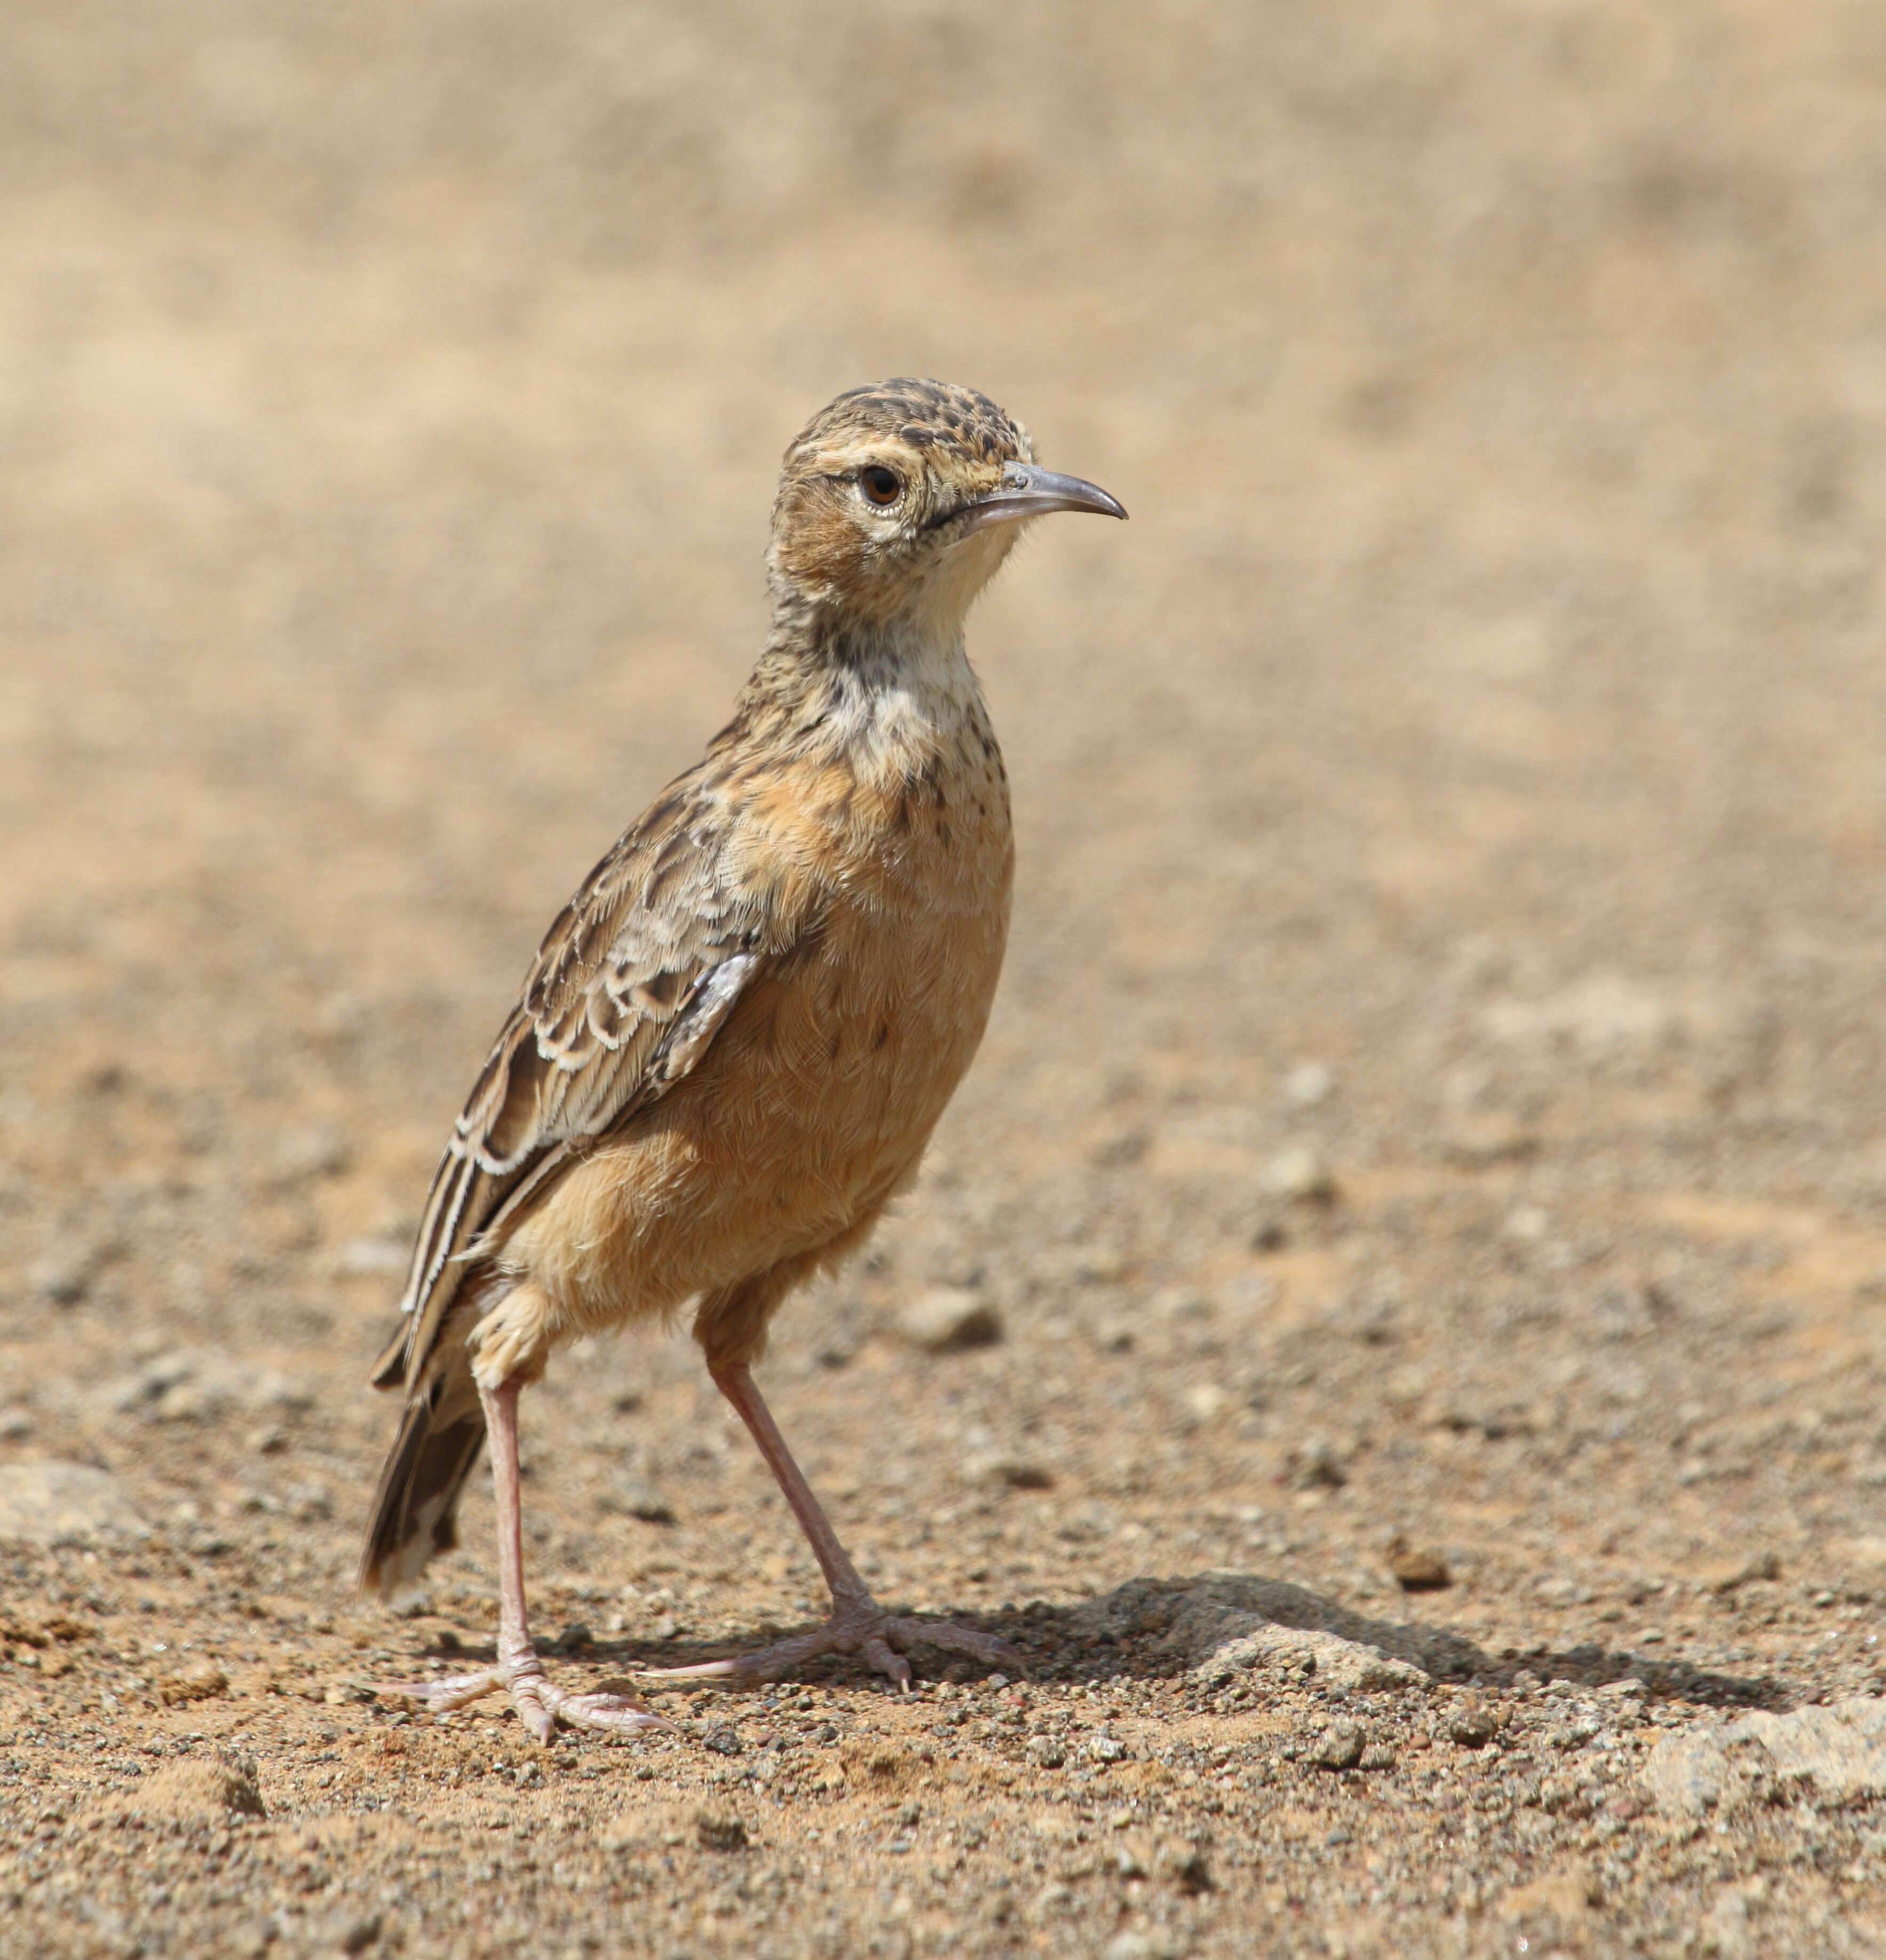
(5, 5), (1886, 1956)
(0, 1462), (147, 1545)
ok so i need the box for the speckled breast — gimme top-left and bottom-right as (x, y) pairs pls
(703, 729), (1016, 1246)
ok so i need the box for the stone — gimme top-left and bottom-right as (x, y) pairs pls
(157, 1660), (230, 1706)
(894, 1286), (1003, 1354)
(29, 1251), (93, 1305)
(1441, 1112), (1540, 1167)
(1103, 1937), (1183, 1960)
(1699, 1887), (1756, 1960)
(1640, 1696), (1886, 1815)
(1154, 1838), (1212, 1894)
(91, 1349), (313, 1425)
(1259, 1145), (1337, 1205)
(695, 1811), (749, 1852)
(113, 1756), (266, 1823)
(1185, 1382), (1229, 1422)
(1596, 1677), (1649, 1705)
(1287, 1438), (1348, 1490)
(965, 1452), (1054, 1490)
(0, 1461), (146, 1544)
(269, 1124), (351, 1183)
(1283, 1061), (1334, 1107)
(1386, 1536), (1451, 1591)
(1310, 1719), (1366, 1769)
(1699, 1551), (1781, 1594)
(1447, 1700), (1500, 1748)
(1197, 1625), (1423, 1696)
(284, 1481), (332, 1522)
(1496, 1861), (1597, 1925)
(1480, 972), (1680, 1057)
(323, 1912), (383, 1957)
(600, 1467), (677, 1524)
(1073, 1572), (1447, 1686)
(334, 1236), (409, 1277)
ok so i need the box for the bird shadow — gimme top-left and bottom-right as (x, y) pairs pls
(415, 1569), (1792, 1711)
(995, 1570), (1793, 1711)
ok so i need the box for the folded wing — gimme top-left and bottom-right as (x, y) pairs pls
(371, 771), (768, 1394)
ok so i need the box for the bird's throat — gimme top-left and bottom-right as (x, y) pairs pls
(740, 610), (990, 795)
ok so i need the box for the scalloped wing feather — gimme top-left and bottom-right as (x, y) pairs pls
(377, 771), (772, 1394)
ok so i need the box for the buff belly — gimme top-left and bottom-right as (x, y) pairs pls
(470, 858), (1011, 1381)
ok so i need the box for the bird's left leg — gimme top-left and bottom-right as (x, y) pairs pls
(387, 1372), (668, 1743)
(643, 1355), (1020, 1690)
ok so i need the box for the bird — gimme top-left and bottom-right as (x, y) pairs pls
(359, 378), (1126, 1743)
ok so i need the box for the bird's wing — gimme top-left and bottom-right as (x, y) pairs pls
(373, 769), (771, 1394)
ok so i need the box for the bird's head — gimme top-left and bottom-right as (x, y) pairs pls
(768, 378), (1126, 635)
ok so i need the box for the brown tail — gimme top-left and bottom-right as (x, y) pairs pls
(359, 1329), (487, 1602)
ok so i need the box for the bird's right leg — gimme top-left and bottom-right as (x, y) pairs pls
(643, 1355), (1021, 1690)
(387, 1372), (667, 1744)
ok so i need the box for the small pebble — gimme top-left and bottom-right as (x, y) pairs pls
(1260, 1145), (1338, 1205)
(156, 1661), (229, 1707)
(966, 1453), (1054, 1490)
(1283, 1060), (1335, 1107)
(600, 1468), (677, 1524)
(29, 1253), (92, 1305)
(1310, 1718), (1366, 1769)
(894, 1286), (1003, 1354)
(327, 1912), (382, 1957)
(1289, 1439), (1348, 1490)
(1386, 1536), (1451, 1591)
(695, 1812), (748, 1852)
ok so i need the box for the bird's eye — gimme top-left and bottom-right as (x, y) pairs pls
(859, 466), (903, 507)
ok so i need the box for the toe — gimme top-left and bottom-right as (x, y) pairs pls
(513, 1686), (558, 1745)
(558, 1693), (672, 1737)
(638, 1656), (752, 1682)
(861, 1635), (912, 1691)
(888, 1619), (1022, 1671)
(640, 1621), (839, 1684)
(378, 1670), (503, 1714)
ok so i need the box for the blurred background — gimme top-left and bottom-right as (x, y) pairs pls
(5, 2), (1886, 1940)
(6, 2), (1886, 1164)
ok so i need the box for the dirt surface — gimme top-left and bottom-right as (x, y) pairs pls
(7, 4), (1886, 1955)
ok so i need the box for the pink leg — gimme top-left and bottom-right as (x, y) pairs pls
(642, 1360), (1020, 1690)
(378, 1377), (669, 1744)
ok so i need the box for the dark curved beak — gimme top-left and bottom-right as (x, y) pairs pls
(948, 462), (1129, 536)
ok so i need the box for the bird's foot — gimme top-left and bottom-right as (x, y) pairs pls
(381, 1656), (671, 1744)
(640, 1598), (1021, 1692)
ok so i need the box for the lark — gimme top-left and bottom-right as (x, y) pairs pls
(360, 380), (1125, 1741)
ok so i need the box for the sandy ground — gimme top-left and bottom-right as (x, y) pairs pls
(6, 3), (1886, 1954)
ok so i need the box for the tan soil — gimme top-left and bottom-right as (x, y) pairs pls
(5, 4), (1886, 1955)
